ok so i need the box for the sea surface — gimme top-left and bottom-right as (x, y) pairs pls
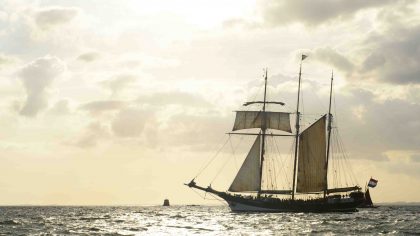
(0, 205), (418, 235)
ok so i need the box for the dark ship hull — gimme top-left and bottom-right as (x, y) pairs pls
(358, 188), (378, 208)
(223, 194), (364, 213)
(187, 181), (365, 213)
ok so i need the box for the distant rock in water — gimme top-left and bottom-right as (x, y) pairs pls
(163, 199), (170, 206)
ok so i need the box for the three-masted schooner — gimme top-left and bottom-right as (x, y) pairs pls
(185, 55), (365, 212)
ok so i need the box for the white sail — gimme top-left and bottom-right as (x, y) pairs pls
(296, 115), (327, 193)
(229, 135), (261, 192)
(232, 111), (292, 133)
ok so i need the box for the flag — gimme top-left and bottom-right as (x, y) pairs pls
(368, 178), (378, 188)
(301, 54), (308, 61)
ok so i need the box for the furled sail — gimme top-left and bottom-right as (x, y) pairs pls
(296, 115), (327, 193)
(229, 135), (261, 192)
(232, 111), (292, 133)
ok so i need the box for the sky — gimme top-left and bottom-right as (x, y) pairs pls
(0, 0), (419, 205)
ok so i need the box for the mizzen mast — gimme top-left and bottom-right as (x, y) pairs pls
(324, 71), (334, 198)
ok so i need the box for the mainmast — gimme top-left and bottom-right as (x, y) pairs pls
(292, 55), (306, 200)
(259, 69), (268, 193)
(324, 71), (334, 198)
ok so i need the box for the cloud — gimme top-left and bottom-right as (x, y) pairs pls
(411, 154), (420, 162)
(313, 47), (355, 73)
(331, 87), (420, 157)
(358, 24), (420, 84)
(266, 73), (420, 162)
(49, 99), (70, 115)
(360, 52), (386, 72)
(80, 100), (125, 115)
(34, 7), (79, 29)
(260, 0), (393, 26)
(0, 54), (16, 68)
(73, 122), (109, 148)
(137, 91), (212, 107)
(18, 55), (65, 117)
(112, 108), (152, 137)
(308, 4), (420, 85)
(77, 52), (101, 62)
(101, 74), (137, 97)
(384, 160), (420, 177)
(148, 112), (231, 152)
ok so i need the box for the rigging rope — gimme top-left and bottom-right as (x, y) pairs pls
(229, 137), (238, 171)
(272, 133), (293, 189)
(210, 134), (245, 184)
(194, 136), (230, 179)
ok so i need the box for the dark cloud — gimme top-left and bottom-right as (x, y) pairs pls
(34, 7), (79, 29)
(358, 24), (420, 84)
(361, 52), (386, 72)
(330, 87), (420, 160)
(18, 56), (65, 117)
(260, 0), (393, 26)
(80, 100), (125, 114)
(77, 52), (101, 62)
(313, 47), (354, 73)
(311, 11), (420, 85)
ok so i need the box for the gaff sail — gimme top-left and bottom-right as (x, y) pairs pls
(296, 115), (327, 193)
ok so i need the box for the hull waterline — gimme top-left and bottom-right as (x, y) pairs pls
(222, 194), (362, 213)
(186, 181), (364, 213)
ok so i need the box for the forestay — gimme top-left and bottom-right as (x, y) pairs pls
(229, 135), (261, 192)
(232, 111), (292, 133)
(296, 115), (327, 193)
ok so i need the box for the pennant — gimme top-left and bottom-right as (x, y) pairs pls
(368, 178), (378, 188)
(301, 54), (308, 61)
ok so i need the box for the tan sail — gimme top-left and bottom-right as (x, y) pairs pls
(232, 111), (292, 133)
(296, 115), (327, 193)
(229, 135), (261, 192)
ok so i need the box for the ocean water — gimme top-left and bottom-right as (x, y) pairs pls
(0, 205), (418, 235)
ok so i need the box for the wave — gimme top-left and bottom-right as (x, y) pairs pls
(0, 220), (20, 225)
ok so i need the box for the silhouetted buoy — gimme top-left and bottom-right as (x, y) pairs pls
(163, 199), (170, 206)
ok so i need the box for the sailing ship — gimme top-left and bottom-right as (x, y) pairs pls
(185, 55), (365, 212)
